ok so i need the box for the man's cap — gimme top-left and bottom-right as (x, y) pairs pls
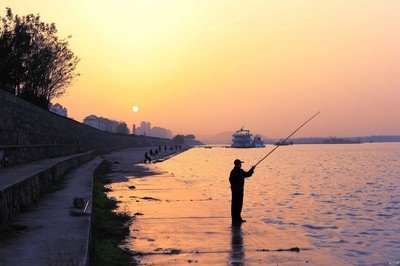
(234, 159), (244, 165)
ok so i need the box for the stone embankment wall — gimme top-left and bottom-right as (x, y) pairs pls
(0, 151), (93, 224)
(0, 90), (174, 168)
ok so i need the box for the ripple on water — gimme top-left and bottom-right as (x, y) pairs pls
(262, 218), (285, 225)
(291, 192), (304, 196)
(302, 224), (338, 230)
(356, 217), (374, 221)
(306, 233), (332, 240)
(344, 249), (372, 256)
(383, 241), (400, 247)
(367, 228), (384, 232)
(331, 239), (348, 244)
(377, 212), (393, 218)
(309, 193), (321, 198)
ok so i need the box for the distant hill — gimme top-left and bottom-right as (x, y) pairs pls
(184, 139), (204, 146)
(198, 131), (233, 144)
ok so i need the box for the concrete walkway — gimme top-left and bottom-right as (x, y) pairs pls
(0, 146), (187, 266)
(0, 157), (102, 266)
(0, 152), (92, 190)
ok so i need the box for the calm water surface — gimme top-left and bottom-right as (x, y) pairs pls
(148, 143), (400, 264)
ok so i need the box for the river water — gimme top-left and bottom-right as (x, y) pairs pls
(109, 143), (400, 265)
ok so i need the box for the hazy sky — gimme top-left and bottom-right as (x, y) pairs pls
(2, 1), (399, 137)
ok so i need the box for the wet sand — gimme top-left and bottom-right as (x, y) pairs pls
(106, 148), (345, 265)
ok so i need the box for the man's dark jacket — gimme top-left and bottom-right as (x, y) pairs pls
(229, 166), (254, 192)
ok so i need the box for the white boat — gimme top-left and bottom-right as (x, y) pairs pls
(253, 134), (266, 148)
(231, 128), (265, 148)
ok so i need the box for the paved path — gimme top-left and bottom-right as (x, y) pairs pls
(0, 152), (91, 190)
(0, 146), (186, 266)
(0, 157), (102, 266)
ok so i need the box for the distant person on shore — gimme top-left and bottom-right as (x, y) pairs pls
(144, 152), (152, 163)
(229, 159), (255, 223)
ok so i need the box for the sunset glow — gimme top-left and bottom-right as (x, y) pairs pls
(2, 1), (399, 137)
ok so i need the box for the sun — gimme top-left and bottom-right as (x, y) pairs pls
(132, 105), (139, 112)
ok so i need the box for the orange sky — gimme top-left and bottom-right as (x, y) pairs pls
(2, 1), (400, 137)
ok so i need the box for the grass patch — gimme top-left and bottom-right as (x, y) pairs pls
(90, 160), (135, 266)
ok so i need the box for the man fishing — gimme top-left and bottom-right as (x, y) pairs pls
(227, 112), (320, 224)
(229, 159), (255, 223)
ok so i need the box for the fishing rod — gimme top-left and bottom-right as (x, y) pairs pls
(253, 111), (320, 167)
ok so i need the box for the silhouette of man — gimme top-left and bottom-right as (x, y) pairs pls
(229, 159), (255, 223)
(144, 152), (152, 163)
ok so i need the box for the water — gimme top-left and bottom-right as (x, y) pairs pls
(110, 143), (400, 265)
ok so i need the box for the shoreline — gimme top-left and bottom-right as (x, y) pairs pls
(90, 160), (133, 265)
(90, 146), (192, 264)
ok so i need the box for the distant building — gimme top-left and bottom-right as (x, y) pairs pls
(135, 121), (172, 139)
(135, 121), (151, 136)
(150, 126), (173, 139)
(83, 115), (119, 133)
(49, 103), (67, 117)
